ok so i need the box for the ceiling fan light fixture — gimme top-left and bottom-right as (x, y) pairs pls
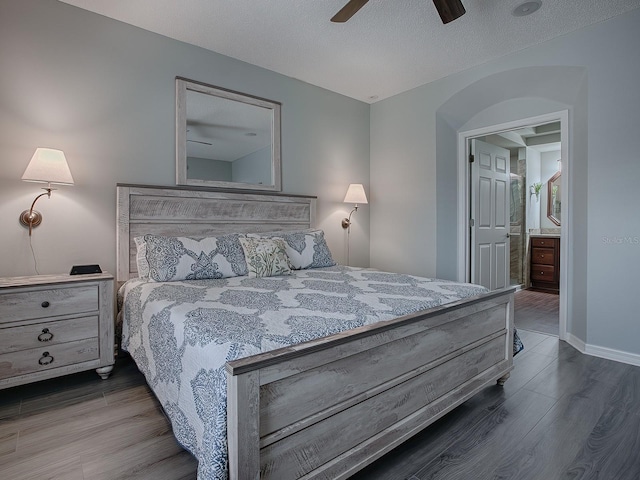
(512, 1), (542, 17)
(332, 0), (466, 24)
(331, 0), (370, 23)
(433, 0), (466, 24)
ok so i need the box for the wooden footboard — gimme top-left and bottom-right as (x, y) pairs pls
(226, 288), (514, 480)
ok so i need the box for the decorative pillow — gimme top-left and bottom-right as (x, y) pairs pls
(248, 229), (336, 269)
(133, 236), (150, 278)
(239, 237), (293, 278)
(143, 233), (248, 282)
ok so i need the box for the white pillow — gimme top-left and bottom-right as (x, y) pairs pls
(142, 233), (248, 282)
(134, 236), (150, 278)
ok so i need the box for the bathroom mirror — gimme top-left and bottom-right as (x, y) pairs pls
(547, 170), (561, 226)
(176, 77), (281, 191)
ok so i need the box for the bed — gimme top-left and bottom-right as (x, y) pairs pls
(116, 184), (518, 480)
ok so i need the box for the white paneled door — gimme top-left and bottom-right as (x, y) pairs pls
(471, 139), (510, 290)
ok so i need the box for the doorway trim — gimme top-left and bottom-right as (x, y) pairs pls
(456, 110), (570, 341)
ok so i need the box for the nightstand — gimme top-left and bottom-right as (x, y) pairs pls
(0, 273), (115, 389)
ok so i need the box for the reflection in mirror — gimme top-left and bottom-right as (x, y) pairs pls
(176, 78), (281, 191)
(547, 170), (561, 225)
(510, 174), (524, 225)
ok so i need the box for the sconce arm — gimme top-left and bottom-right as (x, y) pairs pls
(341, 205), (359, 230)
(20, 187), (53, 236)
(29, 189), (52, 212)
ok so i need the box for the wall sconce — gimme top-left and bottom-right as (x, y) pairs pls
(341, 183), (368, 230)
(341, 183), (368, 266)
(19, 148), (74, 236)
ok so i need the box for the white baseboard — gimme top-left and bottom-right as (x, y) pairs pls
(565, 332), (586, 352)
(565, 333), (640, 367)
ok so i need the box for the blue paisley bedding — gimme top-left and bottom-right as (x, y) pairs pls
(119, 266), (522, 479)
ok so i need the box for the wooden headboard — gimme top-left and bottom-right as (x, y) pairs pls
(116, 184), (316, 284)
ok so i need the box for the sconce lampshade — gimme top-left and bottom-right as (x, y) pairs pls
(341, 183), (368, 231)
(343, 183), (368, 205)
(22, 148), (74, 186)
(19, 148), (74, 236)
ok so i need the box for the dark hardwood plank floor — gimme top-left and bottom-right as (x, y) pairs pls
(352, 329), (640, 480)
(2, 332), (639, 479)
(0, 357), (197, 480)
(514, 288), (559, 336)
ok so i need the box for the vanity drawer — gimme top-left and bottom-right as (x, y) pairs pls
(531, 247), (555, 265)
(0, 285), (98, 324)
(0, 316), (98, 354)
(531, 265), (555, 281)
(0, 338), (99, 380)
(531, 237), (557, 248)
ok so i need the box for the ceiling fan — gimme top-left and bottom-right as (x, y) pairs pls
(331, 0), (466, 24)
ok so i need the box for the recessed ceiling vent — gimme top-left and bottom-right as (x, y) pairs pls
(512, 1), (542, 17)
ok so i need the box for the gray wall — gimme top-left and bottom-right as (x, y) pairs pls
(371, 9), (640, 357)
(0, 0), (371, 276)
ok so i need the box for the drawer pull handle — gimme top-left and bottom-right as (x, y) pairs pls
(37, 328), (54, 342)
(38, 352), (54, 366)
(540, 271), (544, 275)
(540, 255), (545, 258)
(41, 301), (50, 308)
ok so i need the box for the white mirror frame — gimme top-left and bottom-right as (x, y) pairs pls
(176, 77), (281, 191)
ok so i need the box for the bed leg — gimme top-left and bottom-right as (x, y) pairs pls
(228, 370), (260, 480)
(497, 372), (510, 386)
(96, 365), (114, 380)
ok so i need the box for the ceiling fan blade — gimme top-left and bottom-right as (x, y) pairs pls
(331, 0), (370, 23)
(432, 0), (466, 24)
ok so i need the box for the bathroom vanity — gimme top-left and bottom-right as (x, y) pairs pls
(530, 235), (560, 293)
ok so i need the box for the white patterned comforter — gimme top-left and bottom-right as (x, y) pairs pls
(119, 266), (511, 479)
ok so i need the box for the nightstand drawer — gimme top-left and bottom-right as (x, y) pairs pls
(0, 316), (99, 353)
(531, 265), (555, 281)
(0, 285), (98, 324)
(0, 338), (99, 380)
(531, 247), (555, 265)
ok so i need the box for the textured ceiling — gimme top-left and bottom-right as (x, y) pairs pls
(58, 0), (640, 103)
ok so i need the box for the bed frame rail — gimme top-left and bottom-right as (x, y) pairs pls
(227, 288), (514, 480)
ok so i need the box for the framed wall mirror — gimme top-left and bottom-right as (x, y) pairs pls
(547, 170), (561, 226)
(176, 77), (281, 191)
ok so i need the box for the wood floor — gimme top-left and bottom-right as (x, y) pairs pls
(514, 288), (559, 336)
(2, 332), (640, 479)
(353, 329), (640, 479)
(0, 358), (196, 480)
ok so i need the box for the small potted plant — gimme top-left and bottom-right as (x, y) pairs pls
(530, 182), (542, 200)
